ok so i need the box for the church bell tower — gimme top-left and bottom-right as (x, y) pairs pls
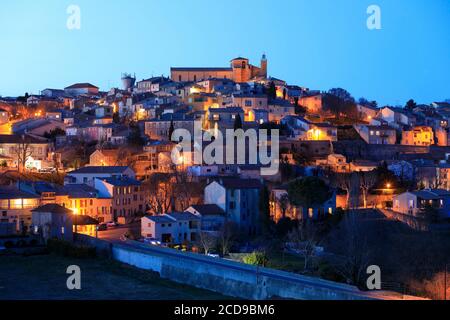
(260, 53), (268, 78)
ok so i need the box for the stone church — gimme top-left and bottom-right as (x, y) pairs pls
(171, 54), (268, 83)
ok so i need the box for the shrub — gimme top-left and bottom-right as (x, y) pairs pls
(17, 240), (26, 247)
(243, 251), (268, 267)
(317, 261), (345, 283)
(47, 239), (96, 259)
(4, 241), (14, 248)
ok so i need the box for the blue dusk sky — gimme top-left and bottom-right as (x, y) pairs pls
(0, 0), (449, 106)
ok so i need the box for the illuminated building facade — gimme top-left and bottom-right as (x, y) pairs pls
(401, 126), (434, 146)
(0, 188), (40, 233)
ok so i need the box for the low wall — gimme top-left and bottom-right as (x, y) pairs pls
(0, 235), (42, 247)
(380, 209), (429, 231)
(75, 234), (113, 257)
(111, 241), (381, 300)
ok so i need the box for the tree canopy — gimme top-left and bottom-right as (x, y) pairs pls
(405, 99), (417, 111)
(287, 177), (332, 208)
(233, 113), (243, 130)
(323, 88), (357, 118)
(267, 81), (277, 100)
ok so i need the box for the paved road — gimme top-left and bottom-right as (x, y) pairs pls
(97, 221), (141, 241)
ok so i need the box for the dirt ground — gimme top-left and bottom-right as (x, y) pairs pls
(0, 254), (229, 300)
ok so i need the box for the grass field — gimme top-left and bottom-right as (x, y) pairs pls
(0, 254), (229, 300)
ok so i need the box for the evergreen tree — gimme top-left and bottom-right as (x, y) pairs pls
(113, 112), (120, 124)
(267, 81), (277, 100)
(168, 120), (175, 141)
(288, 177), (332, 210)
(233, 113), (243, 130)
(259, 185), (272, 235)
(405, 99), (417, 111)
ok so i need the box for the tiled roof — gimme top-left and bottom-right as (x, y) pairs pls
(231, 57), (249, 61)
(73, 215), (99, 225)
(209, 107), (244, 113)
(212, 178), (262, 190)
(144, 215), (176, 223)
(233, 94), (267, 98)
(65, 83), (99, 90)
(96, 149), (119, 157)
(409, 189), (450, 200)
(32, 204), (73, 215)
(0, 187), (40, 200)
(168, 212), (200, 221)
(189, 204), (225, 216)
(171, 67), (232, 72)
(101, 177), (141, 187)
(0, 134), (49, 144)
(63, 184), (98, 198)
(67, 166), (130, 175)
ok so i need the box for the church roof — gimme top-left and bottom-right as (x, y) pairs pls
(231, 57), (249, 61)
(171, 67), (232, 72)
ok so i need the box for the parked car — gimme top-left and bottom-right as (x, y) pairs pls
(106, 221), (118, 228)
(144, 237), (162, 246)
(206, 253), (220, 258)
(96, 224), (107, 231)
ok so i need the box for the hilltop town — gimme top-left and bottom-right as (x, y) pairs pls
(1, 55), (449, 300)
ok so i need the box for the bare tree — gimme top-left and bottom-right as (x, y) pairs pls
(330, 172), (354, 209)
(278, 193), (290, 219)
(143, 170), (204, 215)
(198, 232), (218, 255)
(332, 213), (371, 286)
(409, 271), (449, 300)
(172, 168), (200, 211)
(287, 221), (321, 270)
(115, 146), (134, 166)
(12, 137), (32, 172)
(144, 174), (174, 215)
(359, 171), (378, 208)
(16, 104), (32, 120)
(218, 222), (238, 257)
